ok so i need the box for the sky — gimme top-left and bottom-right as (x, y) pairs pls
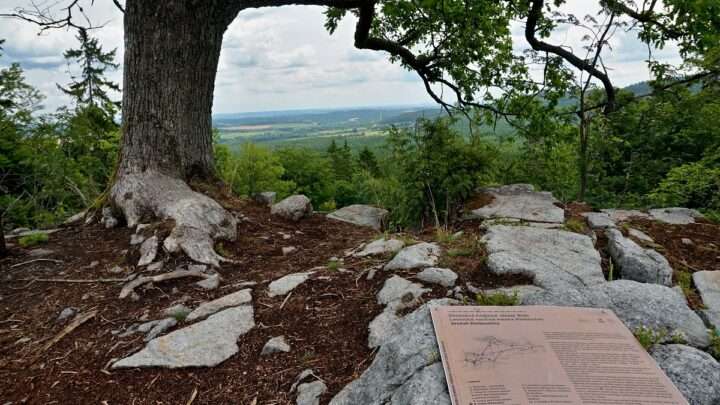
(0, 0), (683, 114)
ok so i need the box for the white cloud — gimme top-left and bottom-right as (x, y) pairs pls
(0, 0), (685, 113)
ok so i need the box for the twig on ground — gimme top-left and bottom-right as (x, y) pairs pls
(36, 310), (97, 356)
(186, 387), (198, 405)
(279, 292), (293, 310)
(10, 258), (64, 268)
(119, 269), (210, 299)
(17, 277), (129, 283)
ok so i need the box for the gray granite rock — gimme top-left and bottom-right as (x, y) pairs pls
(297, 381), (328, 405)
(649, 207), (704, 225)
(261, 335), (291, 355)
(416, 267), (458, 287)
(384, 243), (441, 271)
(377, 276), (430, 310)
(524, 280), (710, 348)
(367, 309), (401, 349)
(628, 228), (654, 243)
(186, 289), (252, 322)
(327, 204), (389, 231)
(144, 318), (177, 341)
(137, 236), (158, 267)
(162, 304), (192, 320)
(113, 305), (255, 369)
(57, 307), (77, 322)
(470, 184), (565, 223)
(353, 238), (405, 258)
(267, 272), (314, 297)
(694, 271), (720, 329)
(330, 300), (454, 405)
(651, 344), (720, 405)
(600, 209), (650, 222)
(483, 225), (604, 291)
(480, 285), (545, 304)
(606, 229), (672, 286)
(582, 212), (616, 229)
(195, 273), (221, 290)
(271, 195), (313, 221)
(130, 233), (146, 245)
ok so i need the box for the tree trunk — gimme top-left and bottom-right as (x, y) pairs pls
(109, 1), (240, 266)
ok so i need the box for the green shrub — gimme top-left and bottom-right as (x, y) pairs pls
(18, 232), (49, 247)
(633, 326), (666, 350)
(650, 161), (720, 211)
(475, 290), (519, 306)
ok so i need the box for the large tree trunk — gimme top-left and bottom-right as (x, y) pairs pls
(109, 1), (240, 266)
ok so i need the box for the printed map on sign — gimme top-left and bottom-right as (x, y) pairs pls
(431, 306), (689, 405)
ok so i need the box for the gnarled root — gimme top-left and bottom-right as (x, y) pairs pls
(110, 171), (237, 267)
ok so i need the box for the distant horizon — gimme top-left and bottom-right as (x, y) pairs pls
(212, 102), (440, 118)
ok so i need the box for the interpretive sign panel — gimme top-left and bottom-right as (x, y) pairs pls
(431, 306), (688, 405)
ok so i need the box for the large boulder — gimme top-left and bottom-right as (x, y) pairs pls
(649, 207), (704, 225)
(327, 204), (389, 231)
(524, 280), (710, 348)
(606, 229), (672, 286)
(651, 344), (720, 405)
(330, 300), (454, 405)
(483, 225), (605, 291)
(384, 243), (441, 271)
(693, 271), (720, 329)
(470, 184), (565, 223)
(271, 195), (313, 221)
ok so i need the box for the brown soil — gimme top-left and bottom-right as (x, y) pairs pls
(0, 200), (531, 404)
(464, 193), (495, 211)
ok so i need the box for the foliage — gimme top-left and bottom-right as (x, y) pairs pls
(474, 291), (519, 306)
(275, 147), (337, 208)
(18, 232), (49, 247)
(710, 329), (720, 361)
(633, 326), (666, 350)
(216, 142), (294, 198)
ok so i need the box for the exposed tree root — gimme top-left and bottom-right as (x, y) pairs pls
(109, 171), (237, 267)
(118, 269), (212, 299)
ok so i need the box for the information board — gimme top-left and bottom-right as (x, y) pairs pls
(431, 306), (688, 405)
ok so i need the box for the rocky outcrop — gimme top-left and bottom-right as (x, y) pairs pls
(582, 212), (616, 229)
(649, 207), (704, 225)
(651, 344), (720, 405)
(271, 195), (313, 221)
(470, 184), (565, 223)
(327, 204), (389, 230)
(606, 229), (672, 286)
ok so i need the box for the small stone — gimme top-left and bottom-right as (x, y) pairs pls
(377, 276), (430, 310)
(186, 289), (252, 322)
(353, 238), (405, 258)
(146, 261), (164, 272)
(108, 265), (124, 274)
(195, 273), (221, 290)
(271, 195), (313, 221)
(297, 381), (328, 405)
(268, 272), (314, 297)
(282, 246), (297, 256)
(102, 207), (119, 229)
(628, 228), (654, 243)
(384, 243), (441, 271)
(291, 369), (317, 393)
(87, 261), (100, 269)
(130, 234), (146, 246)
(261, 335), (291, 355)
(681, 238), (694, 246)
(416, 267), (458, 287)
(138, 236), (159, 267)
(57, 307), (77, 322)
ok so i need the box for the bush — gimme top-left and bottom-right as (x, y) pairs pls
(18, 232), (49, 247)
(216, 142), (294, 198)
(649, 160), (720, 211)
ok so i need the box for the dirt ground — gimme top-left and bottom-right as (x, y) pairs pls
(0, 200), (522, 404)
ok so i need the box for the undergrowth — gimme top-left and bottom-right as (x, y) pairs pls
(18, 233), (49, 247)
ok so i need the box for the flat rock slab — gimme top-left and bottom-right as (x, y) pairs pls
(113, 305), (255, 369)
(524, 280), (710, 348)
(353, 238), (404, 257)
(471, 184), (565, 224)
(267, 272), (314, 297)
(606, 229), (672, 286)
(416, 267), (458, 287)
(271, 195), (313, 221)
(327, 204), (389, 231)
(384, 243), (441, 271)
(649, 207), (704, 225)
(582, 212), (616, 229)
(330, 300), (454, 405)
(186, 289), (252, 322)
(628, 228), (654, 243)
(693, 271), (720, 310)
(600, 209), (649, 222)
(483, 225), (605, 291)
(651, 344), (720, 405)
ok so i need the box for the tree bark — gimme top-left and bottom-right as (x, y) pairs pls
(109, 1), (240, 266)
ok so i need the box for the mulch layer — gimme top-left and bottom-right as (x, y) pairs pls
(0, 200), (529, 404)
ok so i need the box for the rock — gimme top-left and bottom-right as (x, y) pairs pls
(367, 309), (401, 349)
(524, 280), (710, 348)
(352, 238), (405, 258)
(162, 304), (192, 320)
(113, 305), (255, 369)
(57, 307), (77, 322)
(186, 289), (252, 322)
(101, 207), (119, 229)
(144, 318), (177, 341)
(693, 271), (720, 311)
(146, 261), (164, 272)
(330, 300), (454, 405)
(649, 207), (704, 225)
(268, 272), (314, 297)
(606, 229), (672, 286)
(297, 381), (328, 405)
(271, 195), (313, 221)
(195, 273), (221, 290)
(582, 212), (616, 229)
(480, 285), (545, 304)
(291, 369), (318, 393)
(108, 265), (125, 274)
(137, 236), (158, 267)
(416, 267), (458, 287)
(483, 225), (604, 291)
(377, 276), (430, 310)
(254, 191), (277, 206)
(384, 243), (441, 271)
(681, 237), (694, 246)
(63, 210), (86, 225)
(327, 204), (389, 231)
(600, 209), (649, 222)
(261, 335), (291, 355)
(651, 344), (720, 405)
(282, 246), (297, 256)
(130, 234), (146, 245)
(628, 228), (654, 243)
(470, 184), (565, 224)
